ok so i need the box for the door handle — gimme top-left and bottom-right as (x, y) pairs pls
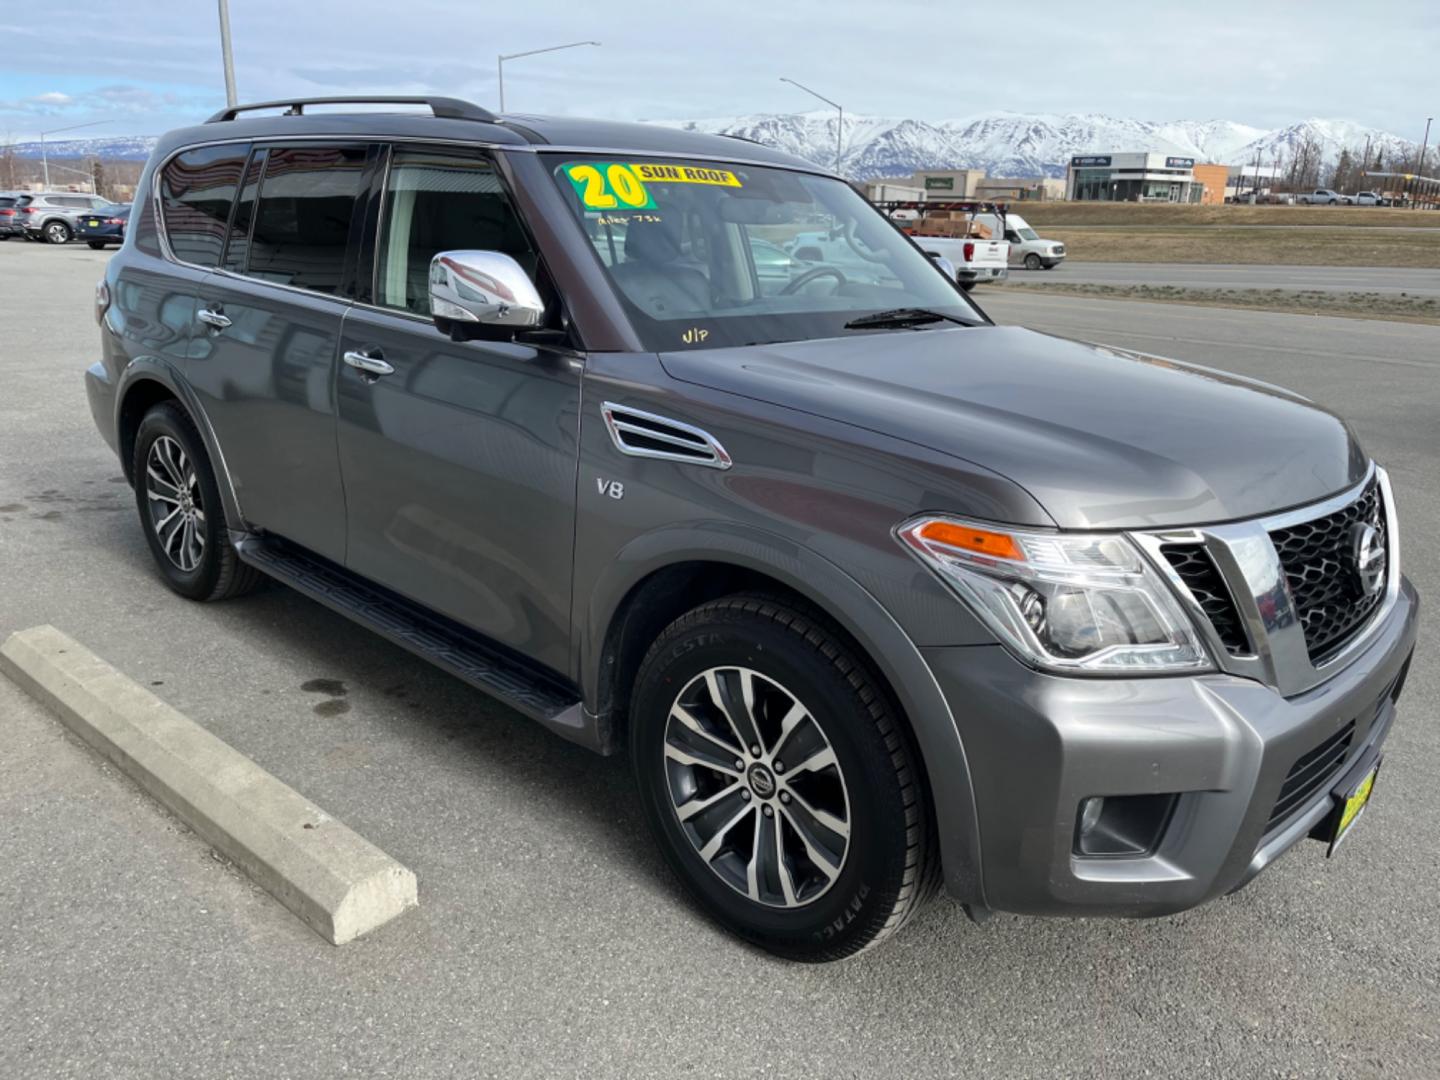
(197, 307), (231, 330)
(343, 349), (395, 377)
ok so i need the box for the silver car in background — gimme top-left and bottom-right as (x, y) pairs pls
(16, 192), (115, 244)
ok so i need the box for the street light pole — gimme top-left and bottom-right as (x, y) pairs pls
(217, 0), (238, 108)
(780, 77), (844, 175)
(496, 40), (600, 113)
(38, 120), (108, 189)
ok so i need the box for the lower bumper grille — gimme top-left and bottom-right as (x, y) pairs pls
(1265, 720), (1355, 833)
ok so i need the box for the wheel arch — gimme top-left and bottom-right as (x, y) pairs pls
(581, 526), (987, 908)
(115, 367), (245, 531)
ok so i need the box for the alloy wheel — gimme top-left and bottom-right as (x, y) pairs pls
(45, 222), (69, 244)
(144, 435), (206, 572)
(662, 666), (851, 908)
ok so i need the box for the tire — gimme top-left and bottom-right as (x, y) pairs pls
(959, 282), (975, 292)
(87, 240), (107, 250)
(1023, 252), (1043, 271)
(43, 220), (71, 244)
(132, 402), (263, 602)
(630, 594), (937, 962)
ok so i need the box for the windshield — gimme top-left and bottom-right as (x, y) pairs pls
(549, 156), (982, 350)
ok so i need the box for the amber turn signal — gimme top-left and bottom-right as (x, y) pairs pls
(915, 521), (1024, 561)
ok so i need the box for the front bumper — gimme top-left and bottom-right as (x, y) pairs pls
(923, 575), (1418, 917)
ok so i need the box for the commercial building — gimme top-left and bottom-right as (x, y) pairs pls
(1065, 153), (1208, 203)
(909, 168), (986, 197)
(1191, 164), (1229, 205)
(975, 177), (1064, 202)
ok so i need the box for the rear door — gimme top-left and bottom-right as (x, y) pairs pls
(333, 144), (580, 673)
(191, 142), (373, 563)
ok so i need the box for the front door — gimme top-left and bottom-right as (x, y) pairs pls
(334, 146), (580, 674)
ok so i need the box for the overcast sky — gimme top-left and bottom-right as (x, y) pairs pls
(2, 1), (1436, 143)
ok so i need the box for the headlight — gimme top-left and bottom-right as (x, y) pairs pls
(896, 517), (1212, 674)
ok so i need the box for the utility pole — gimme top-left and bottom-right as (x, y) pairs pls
(780, 77), (844, 176)
(218, 0), (238, 108)
(1418, 117), (1433, 209)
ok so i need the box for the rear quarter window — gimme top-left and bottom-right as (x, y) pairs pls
(159, 143), (249, 266)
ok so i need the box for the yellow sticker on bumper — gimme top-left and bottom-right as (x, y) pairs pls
(1338, 769), (1376, 836)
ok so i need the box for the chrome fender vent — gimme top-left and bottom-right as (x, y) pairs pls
(601, 403), (732, 470)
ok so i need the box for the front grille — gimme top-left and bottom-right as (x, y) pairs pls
(1269, 481), (1387, 664)
(1162, 544), (1249, 655)
(1266, 720), (1355, 833)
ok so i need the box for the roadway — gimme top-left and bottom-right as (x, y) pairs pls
(1008, 261), (1440, 296)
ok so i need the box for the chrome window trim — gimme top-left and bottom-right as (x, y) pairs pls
(1130, 463), (1398, 698)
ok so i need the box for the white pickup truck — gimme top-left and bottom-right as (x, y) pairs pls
(870, 200), (1011, 290)
(1297, 188), (1346, 205)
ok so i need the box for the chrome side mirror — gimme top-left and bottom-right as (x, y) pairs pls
(429, 250), (545, 329)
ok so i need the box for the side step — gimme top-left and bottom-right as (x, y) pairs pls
(234, 536), (600, 750)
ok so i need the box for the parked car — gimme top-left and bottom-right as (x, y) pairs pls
(976, 210), (1065, 270)
(88, 96), (1419, 961)
(0, 193), (24, 239)
(17, 191), (115, 243)
(1298, 188), (1345, 205)
(1353, 191), (1383, 206)
(74, 204), (130, 249)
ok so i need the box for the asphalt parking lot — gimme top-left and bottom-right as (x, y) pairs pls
(2, 241), (1437, 1079)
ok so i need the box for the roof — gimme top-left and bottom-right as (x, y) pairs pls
(154, 99), (821, 174)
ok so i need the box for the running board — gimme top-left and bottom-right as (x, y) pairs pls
(234, 536), (600, 751)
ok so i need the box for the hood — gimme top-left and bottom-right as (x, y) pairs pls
(659, 325), (1367, 530)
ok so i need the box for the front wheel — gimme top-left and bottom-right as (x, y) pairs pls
(1023, 252), (1043, 271)
(630, 595), (936, 961)
(132, 402), (262, 601)
(43, 221), (71, 244)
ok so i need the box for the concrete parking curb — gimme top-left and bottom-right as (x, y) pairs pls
(0, 625), (417, 944)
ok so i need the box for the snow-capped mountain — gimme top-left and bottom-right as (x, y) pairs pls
(6, 135), (159, 161)
(655, 112), (1417, 179)
(6, 114), (1416, 181)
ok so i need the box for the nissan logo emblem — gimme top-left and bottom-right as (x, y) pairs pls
(1351, 523), (1386, 598)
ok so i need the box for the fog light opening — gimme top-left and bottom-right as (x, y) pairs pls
(1074, 793), (1178, 857)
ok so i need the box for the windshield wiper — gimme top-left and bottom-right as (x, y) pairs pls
(843, 307), (972, 330)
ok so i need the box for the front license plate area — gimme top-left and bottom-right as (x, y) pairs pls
(1324, 759), (1380, 856)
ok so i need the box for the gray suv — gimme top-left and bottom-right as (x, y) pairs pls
(18, 191), (115, 244)
(86, 97), (1418, 961)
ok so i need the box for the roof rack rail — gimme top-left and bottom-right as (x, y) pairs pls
(206, 95), (499, 124)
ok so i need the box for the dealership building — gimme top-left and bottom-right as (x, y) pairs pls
(1065, 153), (1227, 203)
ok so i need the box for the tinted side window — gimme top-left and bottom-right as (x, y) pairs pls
(247, 146), (366, 295)
(375, 149), (535, 315)
(222, 148), (268, 274)
(159, 144), (249, 266)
